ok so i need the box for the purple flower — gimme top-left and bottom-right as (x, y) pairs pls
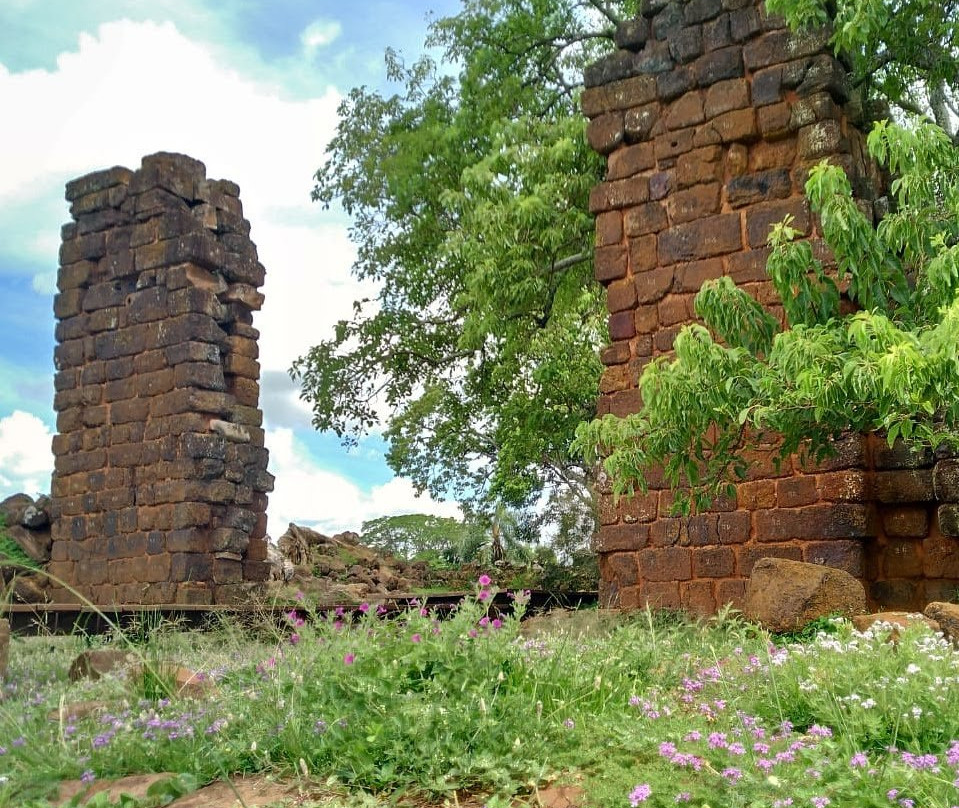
(81, 769), (96, 784)
(411, 633), (422, 644)
(11, 737), (24, 748)
(343, 653), (355, 666)
(478, 574), (492, 587)
(478, 589), (491, 601)
(358, 602), (369, 613)
(492, 618), (503, 629)
(808, 725), (832, 738)
(722, 767), (743, 783)
(564, 718), (575, 729)
(811, 798), (830, 808)
(850, 752), (868, 768)
(629, 784), (652, 805)
(289, 633), (300, 646)
(674, 794), (691, 804)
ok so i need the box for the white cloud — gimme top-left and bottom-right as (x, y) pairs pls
(300, 19), (342, 53)
(0, 410), (54, 498)
(265, 427), (460, 540)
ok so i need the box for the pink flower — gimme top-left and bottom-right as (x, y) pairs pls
(358, 602), (370, 613)
(479, 616), (490, 627)
(478, 574), (492, 587)
(289, 633), (300, 646)
(343, 653), (355, 666)
(478, 589), (490, 601)
(411, 633), (422, 644)
(492, 618), (503, 629)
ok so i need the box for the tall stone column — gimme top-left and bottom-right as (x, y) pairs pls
(582, 0), (910, 614)
(48, 152), (273, 605)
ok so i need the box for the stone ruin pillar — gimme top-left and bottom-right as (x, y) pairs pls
(48, 152), (273, 605)
(583, 0), (959, 614)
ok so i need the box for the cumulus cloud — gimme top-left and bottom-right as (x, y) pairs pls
(265, 427), (460, 540)
(301, 19), (342, 53)
(0, 410), (54, 498)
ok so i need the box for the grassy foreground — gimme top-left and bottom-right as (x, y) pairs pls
(1, 577), (958, 807)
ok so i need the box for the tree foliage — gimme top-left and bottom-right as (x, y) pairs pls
(578, 116), (959, 511)
(766, 0), (959, 142)
(292, 1), (638, 516)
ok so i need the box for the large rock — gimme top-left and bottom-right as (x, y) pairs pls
(744, 558), (867, 632)
(924, 602), (959, 646)
(5, 522), (52, 563)
(68, 649), (135, 682)
(0, 493), (34, 526)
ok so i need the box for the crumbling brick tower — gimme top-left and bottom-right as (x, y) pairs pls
(49, 152), (274, 605)
(585, 0), (959, 614)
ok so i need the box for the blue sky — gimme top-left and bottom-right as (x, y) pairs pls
(0, 0), (463, 537)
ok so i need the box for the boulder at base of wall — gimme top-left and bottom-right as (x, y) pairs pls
(744, 557), (867, 632)
(923, 602), (959, 646)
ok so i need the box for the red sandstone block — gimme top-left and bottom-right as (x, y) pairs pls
(644, 581), (682, 610)
(655, 128), (696, 162)
(59, 231), (107, 265)
(673, 258), (721, 292)
(704, 78), (749, 118)
(619, 492), (659, 523)
(606, 279), (637, 313)
(777, 475), (819, 507)
(608, 143), (657, 184)
(881, 507), (929, 539)
(658, 213), (742, 264)
(590, 177), (651, 214)
(757, 102), (793, 139)
(608, 388), (643, 418)
(628, 234), (658, 273)
(639, 546), (692, 581)
(873, 470), (934, 504)
(170, 552), (214, 583)
(653, 324), (682, 353)
(624, 203), (669, 237)
(693, 546), (736, 577)
(600, 342), (631, 367)
(230, 377), (261, 408)
(753, 503), (869, 541)
(57, 260), (95, 291)
(665, 91), (705, 131)
(587, 111), (625, 155)
(595, 211), (623, 247)
(869, 579), (922, 612)
(681, 580), (717, 615)
(923, 535), (959, 577)
(746, 198), (810, 249)
(594, 244), (627, 283)
(171, 502), (213, 530)
(675, 145), (723, 189)
(603, 552), (640, 587)
(803, 539), (864, 577)
(882, 538), (924, 578)
(635, 267), (675, 304)
(750, 139), (798, 172)
(224, 354), (260, 380)
(174, 583), (214, 605)
(797, 120), (844, 161)
(657, 293), (692, 327)
(717, 511), (750, 543)
(707, 108), (758, 144)
(716, 578), (747, 609)
(595, 524), (650, 553)
(668, 183), (721, 225)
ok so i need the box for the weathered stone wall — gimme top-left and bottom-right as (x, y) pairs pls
(48, 152), (273, 605)
(585, 0), (959, 614)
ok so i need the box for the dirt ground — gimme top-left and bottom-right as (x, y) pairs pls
(56, 772), (584, 808)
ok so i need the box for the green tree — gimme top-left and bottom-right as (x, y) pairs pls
(292, 1), (640, 519)
(578, 63), (959, 509)
(765, 0), (959, 143)
(360, 513), (473, 563)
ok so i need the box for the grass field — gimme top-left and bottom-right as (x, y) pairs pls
(1, 577), (958, 807)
